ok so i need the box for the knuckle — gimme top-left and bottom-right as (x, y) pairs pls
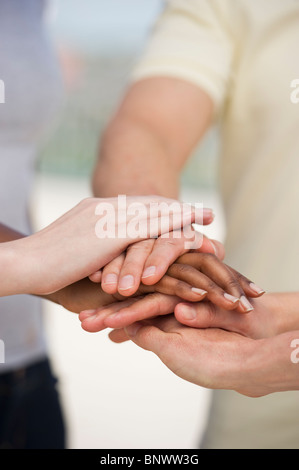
(171, 263), (192, 276)
(122, 259), (140, 273)
(103, 257), (123, 272)
(206, 279), (217, 291)
(201, 252), (218, 266)
(207, 303), (217, 325)
(225, 277), (240, 290)
(158, 237), (183, 250)
(173, 279), (187, 294)
(143, 293), (164, 316)
(127, 240), (153, 255)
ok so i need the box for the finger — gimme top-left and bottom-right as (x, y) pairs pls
(174, 301), (250, 336)
(108, 328), (129, 344)
(117, 239), (154, 296)
(89, 270), (102, 283)
(79, 297), (141, 333)
(124, 316), (182, 361)
(103, 293), (180, 329)
(226, 265), (265, 298)
(101, 253), (125, 294)
(210, 239), (225, 260)
(129, 201), (196, 240)
(124, 322), (170, 357)
(175, 253), (253, 313)
(146, 204), (215, 235)
(198, 257), (255, 312)
(141, 227), (202, 286)
(195, 235), (223, 258)
(166, 263), (241, 310)
(201, 208), (215, 226)
(141, 274), (208, 302)
(108, 312), (180, 344)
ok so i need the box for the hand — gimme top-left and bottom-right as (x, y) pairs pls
(174, 292), (299, 339)
(0, 195), (194, 296)
(47, 277), (124, 314)
(112, 315), (299, 397)
(79, 292), (180, 333)
(78, 253), (265, 333)
(89, 210), (223, 296)
(174, 293), (278, 339)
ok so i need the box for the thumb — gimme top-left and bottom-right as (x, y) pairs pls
(211, 239), (225, 260)
(124, 322), (168, 356)
(174, 302), (225, 329)
(195, 235), (225, 260)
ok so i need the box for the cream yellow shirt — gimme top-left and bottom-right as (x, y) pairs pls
(132, 0), (299, 292)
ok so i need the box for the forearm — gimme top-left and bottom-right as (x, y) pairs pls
(0, 225), (57, 303)
(0, 224), (26, 296)
(93, 78), (213, 198)
(0, 239), (26, 296)
(93, 116), (180, 198)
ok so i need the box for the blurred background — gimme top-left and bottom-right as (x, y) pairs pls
(30, 0), (225, 449)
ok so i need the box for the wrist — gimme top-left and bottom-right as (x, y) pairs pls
(236, 332), (299, 397)
(0, 240), (26, 296)
(94, 127), (180, 198)
(265, 292), (299, 334)
(41, 289), (64, 307)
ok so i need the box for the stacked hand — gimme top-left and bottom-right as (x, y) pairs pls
(78, 251), (264, 332)
(6, 195), (296, 398)
(0, 195), (209, 296)
(72, 225), (299, 398)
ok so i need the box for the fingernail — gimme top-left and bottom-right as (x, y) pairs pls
(142, 266), (156, 279)
(191, 288), (207, 297)
(82, 312), (100, 322)
(211, 241), (218, 256)
(224, 293), (239, 304)
(249, 283), (265, 295)
(179, 304), (197, 320)
(203, 208), (215, 219)
(102, 273), (118, 285)
(240, 295), (254, 312)
(118, 275), (135, 290)
(80, 309), (97, 317)
(125, 323), (142, 337)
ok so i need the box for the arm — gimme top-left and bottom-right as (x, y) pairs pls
(92, 77), (221, 288)
(93, 77), (214, 198)
(0, 223), (63, 305)
(0, 222), (121, 311)
(0, 196), (190, 297)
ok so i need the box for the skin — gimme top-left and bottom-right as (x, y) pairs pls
(0, 195), (196, 296)
(118, 315), (299, 398)
(92, 222), (224, 296)
(0, 223), (259, 318)
(79, 251), (265, 333)
(173, 293), (299, 339)
(91, 76), (299, 396)
(103, 293), (299, 397)
(92, 77), (214, 293)
(98, 291), (299, 343)
(93, 78), (213, 198)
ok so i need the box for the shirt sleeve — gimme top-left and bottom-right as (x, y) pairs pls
(131, 0), (235, 116)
